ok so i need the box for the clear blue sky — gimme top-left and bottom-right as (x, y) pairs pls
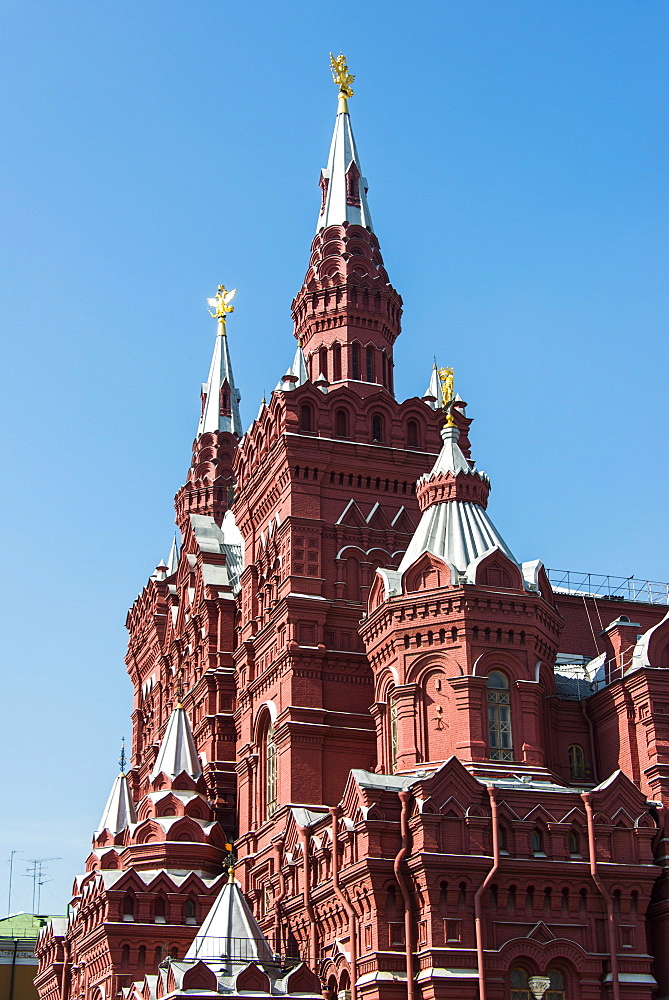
(1, 0), (667, 914)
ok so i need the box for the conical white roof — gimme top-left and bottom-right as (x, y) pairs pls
(185, 877), (274, 964)
(318, 107), (373, 231)
(167, 534), (180, 576)
(198, 329), (242, 437)
(275, 343), (309, 392)
(95, 772), (136, 836)
(398, 426), (516, 577)
(150, 705), (201, 781)
(423, 364), (441, 408)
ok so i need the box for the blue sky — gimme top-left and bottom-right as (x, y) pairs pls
(1, 0), (667, 914)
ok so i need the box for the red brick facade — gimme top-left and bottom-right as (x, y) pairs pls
(36, 90), (669, 1000)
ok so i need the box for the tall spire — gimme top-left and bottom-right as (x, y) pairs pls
(95, 770), (136, 837)
(318, 54), (373, 232)
(198, 285), (242, 437)
(150, 704), (201, 781)
(185, 875), (274, 964)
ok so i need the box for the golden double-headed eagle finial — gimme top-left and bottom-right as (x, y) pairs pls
(330, 53), (355, 112)
(438, 367), (456, 426)
(207, 284), (237, 332)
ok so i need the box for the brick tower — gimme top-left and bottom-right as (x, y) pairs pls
(36, 57), (669, 1000)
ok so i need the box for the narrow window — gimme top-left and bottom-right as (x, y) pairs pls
(372, 414), (383, 442)
(407, 419), (419, 448)
(510, 967), (530, 1000)
(545, 968), (566, 1000)
(352, 345), (360, 380)
(568, 743), (587, 780)
(300, 403), (313, 433)
(154, 945), (162, 968)
(121, 945), (130, 970)
(154, 896), (166, 924)
(185, 898), (196, 925)
(122, 895), (135, 922)
(333, 343), (342, 381)
(487, 671), (513, 761)
(219, 380), (231, 417)
(568, 829), (581, 856)
(366, 346), (375, 382)
(335, 409), (348, 438)
(531, 829), (545, 855)
(319, 346), (328, 380)
(266, 722), (277, 819)
(138, 946), (146, 970)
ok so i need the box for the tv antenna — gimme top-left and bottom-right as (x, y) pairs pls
(23, 858), (60, 913)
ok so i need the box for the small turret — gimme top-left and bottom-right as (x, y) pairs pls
(151, 704), (201, 782)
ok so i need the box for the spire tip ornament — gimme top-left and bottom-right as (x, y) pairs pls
(207, 284), (237, 334)
(119, 737), (126, 775)
(330, 53), (355, 113)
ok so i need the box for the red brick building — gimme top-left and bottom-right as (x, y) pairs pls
(36, 65), (669, 1000)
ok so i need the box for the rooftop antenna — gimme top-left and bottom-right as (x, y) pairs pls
(6, 850), (21, 916)
(23, 858), (59, 914)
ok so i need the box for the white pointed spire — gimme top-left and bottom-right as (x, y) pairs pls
(275, 342), (310, 391)
(167, 534), (180, 576)
(317, 76), (373, 231)
(423, 364), (441, 408)
(150, 705), (201, 781)
(426, 424), (472, 477)
(185, 875), (274, 964)
(95, 772), (136, 836)
(199, 287), (242, 437)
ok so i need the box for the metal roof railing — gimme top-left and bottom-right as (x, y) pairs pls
(546, 569), (669, 606)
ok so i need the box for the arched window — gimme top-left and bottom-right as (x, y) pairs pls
(185, 898), (196, 925)
(333, 343), (342, 381)
(351, 345), (360, 380)
(568, 829), (581, 856)
(487, 671), (512, 761)
(266, 722), (277, 819)
(545, 969), (566, 1000)
(121, 945), (130, 970)
(372, 414), (384, 442)
(366, 346), (375, 382)
(154, 896), (166, 924)
(319, 346), (328, 381)
(153, 945), (162, 968)
(568, 743), (586, 780)
(122, 894), (135, 922)
(335, 409), (349, 438)
(510, 967), (529, 1000)
(407, 419), (419, 448)
(138, 945), (146, 970)
(531, 829), (545, 856)
(300, 403), (313, 433)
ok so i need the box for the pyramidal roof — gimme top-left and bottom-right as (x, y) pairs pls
(275, 342), (309, 392)
(317, 99), (373, 232)
(398, 425), (517, 577)
(198, 326), (242, 437)
(423, 364), (441, 408)
(150, 705), (201, 781)
(185, 876), (274, 964)
(166, 534), (180, 576)
(95, 772), (137, 836)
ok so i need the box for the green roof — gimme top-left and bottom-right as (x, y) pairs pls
(0, 913), (65, 939)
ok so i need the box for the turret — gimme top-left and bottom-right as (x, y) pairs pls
(175, 285), (242, 530)
(290, 55), (402, 394)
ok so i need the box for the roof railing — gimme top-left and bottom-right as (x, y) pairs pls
(547, 569), (669, 606)
(182, 935), (306, 965)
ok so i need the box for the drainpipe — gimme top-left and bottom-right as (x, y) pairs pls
(474, 786), (500, 1000)
(329, 807), (357, 1000)
(60, 939), (70, 1000)
(582, 792), (620, 1000)
(394, 790), (415, 1000)
(297, 826), (318, 973)
(272, 838), (287, 957)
